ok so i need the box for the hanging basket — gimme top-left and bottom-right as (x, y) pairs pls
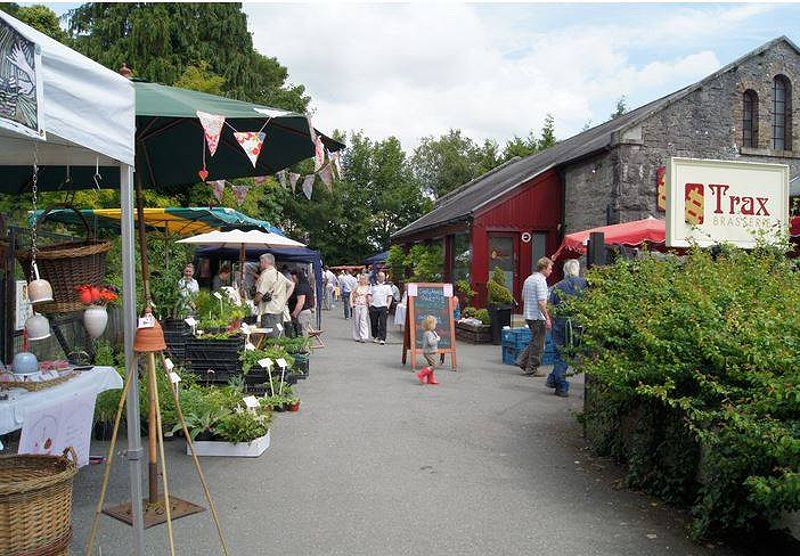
(16, 205), (111, 313)
(0, 447), (78, 556)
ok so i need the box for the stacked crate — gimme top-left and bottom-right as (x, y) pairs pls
(501, 327), (555, 366)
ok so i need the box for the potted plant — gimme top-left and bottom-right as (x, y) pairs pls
(76, 284), (118, 339)
(486, 266), (514, 345)
(286, 397), (300, 412)
(455, 278), (476, 308)
(150, 267), (195, 361)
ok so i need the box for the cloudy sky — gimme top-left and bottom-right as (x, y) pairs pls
(44, 2), (800, 151)
(244, 2), (800, 150)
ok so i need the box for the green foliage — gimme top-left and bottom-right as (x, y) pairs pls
(215, 409), (271, 444)
(239, 347), (294, 375)
(194, 290), (247, 330)
(12, 4), (68, 43)
(455, 278), (476, 306)
(93, 341), (126, 424)
(261, 336), (310, 354)
(572, 242), (800, 539)
(474, 308), (490, 325)
(173, 60), (225, 95)
(407, 244), (443, 282)
(386, 245), (408, 282)
(487, 266), (513, 305)
(610, 96), (628, 120)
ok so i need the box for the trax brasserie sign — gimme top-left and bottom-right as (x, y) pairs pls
(665, 157), (789, 248)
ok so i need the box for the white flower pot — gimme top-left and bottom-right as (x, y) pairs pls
(83, 305), (108, 339)
(187, 431), (270, 458)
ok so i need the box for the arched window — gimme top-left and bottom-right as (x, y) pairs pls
(743, 90), (758, 148)
(773, 75), (792, 150)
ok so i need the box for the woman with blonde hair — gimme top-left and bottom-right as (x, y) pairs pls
(350, 273), (372, 342)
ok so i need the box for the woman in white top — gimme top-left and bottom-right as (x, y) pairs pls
(350, 273), (372, 342)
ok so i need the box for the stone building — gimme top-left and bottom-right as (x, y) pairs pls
(392, 36), (800, 307)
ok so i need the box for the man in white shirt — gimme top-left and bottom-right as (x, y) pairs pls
(322, 266), (337, 310)
(254, 253), (294, 337)
(340, 270), (358, 320)
(368, 271), (394, 344)
(517, 257), (553, 377)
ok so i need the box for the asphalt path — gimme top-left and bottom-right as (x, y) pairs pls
(71, 308), (749, 555)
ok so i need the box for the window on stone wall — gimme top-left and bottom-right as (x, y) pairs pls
(772, 75), (792, 150)
(743, 89), (758, 147)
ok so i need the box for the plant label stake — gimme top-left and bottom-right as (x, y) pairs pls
(276, 358), (287, 396)
(242, 396), (259, 411)
(258, 358), (274, 396)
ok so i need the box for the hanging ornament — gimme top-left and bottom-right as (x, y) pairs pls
(196, 111), (226, 157)
(314, 136), (325, 171)
(198, 167), (209, 182)
(232, 185), (250, 206)
(27, 159), (54, 304)
(318, 162), (334, 192)
(211, 180), (226, 203)
(254, 176), (267, 185)
(276, 170), (288, 190)
(301, 175), (314, 200)
(234, 131), (266, 167)
(288, 172), (300, 194)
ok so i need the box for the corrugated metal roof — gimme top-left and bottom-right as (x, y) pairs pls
(392, 36), (800, 241)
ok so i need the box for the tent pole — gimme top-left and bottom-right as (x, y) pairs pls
(135, 172), (151, 303)
(121, 164), (145, 554)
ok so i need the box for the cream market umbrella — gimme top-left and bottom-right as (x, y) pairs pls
(178, 229), (306, 285)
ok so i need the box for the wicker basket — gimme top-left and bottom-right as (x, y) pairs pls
(0, 447), (78, 556)
(17, 205), (111, 313)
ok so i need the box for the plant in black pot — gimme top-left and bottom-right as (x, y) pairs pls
(487, 266), (514, 345)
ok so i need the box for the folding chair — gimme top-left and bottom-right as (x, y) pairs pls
(307, 327), (326, 349)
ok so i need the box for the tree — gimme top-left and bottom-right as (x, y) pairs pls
(66, 3), (309, 112)
(2, 4), (68, 43)
(539, 113), (556, 149)
(502, 131), (539, 161)
(610, 95), (627, 120)
(173, 61), (225, 95)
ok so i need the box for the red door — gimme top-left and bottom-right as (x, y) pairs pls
(487, 233), (519, 304)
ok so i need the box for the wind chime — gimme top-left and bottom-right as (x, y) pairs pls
(24, 159), (52, 343)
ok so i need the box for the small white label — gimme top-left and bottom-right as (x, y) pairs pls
(276, 323), (283, 332)
(240, 323), (250, 334)
(213, 291), (223, 300)
(164, 358), (175, 371)
(442, 284), (453, 297)
(137, 314), (155, 329)
(258, 358), (273, 369)
(184, 317), (197, 327)
(264, 328), (273, 334)
(169, 371), (181, 384)
(245, 342), (256, 351)
(276, 358), (288, 368)
(407, 284), (418, 297)
(243, 395), (260, 410)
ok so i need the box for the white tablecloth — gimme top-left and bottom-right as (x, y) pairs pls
(0, 366), (123, 435)
(394, 303), (406, 328)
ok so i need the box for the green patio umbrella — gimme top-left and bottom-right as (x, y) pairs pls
(134, 80), (344, 192)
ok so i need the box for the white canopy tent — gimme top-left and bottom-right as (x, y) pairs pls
(0, 11), (145, 553)
(177, 228), (306, 249)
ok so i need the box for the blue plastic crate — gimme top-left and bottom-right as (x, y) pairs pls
(502, 345), (519, 365)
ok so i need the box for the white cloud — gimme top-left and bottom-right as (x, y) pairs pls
(245, 3), (770, 150)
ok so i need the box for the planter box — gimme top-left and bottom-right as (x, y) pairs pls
(187, 431), (270, 457)
(488, 304), (513, 345)
(456, 322), (492, 344)
(184, 336), (246, 383)
(162, 319), (192, 363)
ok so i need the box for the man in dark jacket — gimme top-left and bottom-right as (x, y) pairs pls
(546, 259), (588, 397)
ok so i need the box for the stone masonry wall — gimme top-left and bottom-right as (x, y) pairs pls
(615, 40), (800, 223)
(562, 151), (615, 234)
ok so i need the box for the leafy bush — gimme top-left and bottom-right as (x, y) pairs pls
(570, 243), (800, 540)
(487, 266), (513, 305)
(456, 278), (476, 306)
(473, 308), (490, 325)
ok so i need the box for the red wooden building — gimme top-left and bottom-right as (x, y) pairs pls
(392, 157), (563, 308)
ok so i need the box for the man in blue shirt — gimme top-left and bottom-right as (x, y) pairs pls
(546, 259), (588, 397)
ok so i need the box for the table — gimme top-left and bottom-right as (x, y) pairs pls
(0, 366), (123, 436)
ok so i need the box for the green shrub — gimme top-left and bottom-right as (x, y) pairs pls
(571, 241), (800, 540)
(473, 308), (490, 325)
(487, 266), (513, 305)
(456, 279), (476, 306)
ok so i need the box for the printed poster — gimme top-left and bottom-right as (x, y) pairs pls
(0, 17), (45, 139)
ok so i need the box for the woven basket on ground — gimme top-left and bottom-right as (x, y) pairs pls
(0, 447), (78, 556)
(16, 205), (111, 313)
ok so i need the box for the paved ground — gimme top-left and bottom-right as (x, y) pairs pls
(71, 309), (750, 555)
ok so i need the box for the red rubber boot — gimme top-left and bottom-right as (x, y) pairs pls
(416, 367), (430, 384)
(426, 368), (439, 385)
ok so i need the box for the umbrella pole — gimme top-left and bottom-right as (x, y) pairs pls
(135, 173), (152, 304)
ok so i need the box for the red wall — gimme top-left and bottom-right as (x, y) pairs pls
(470, 169), (562, 308)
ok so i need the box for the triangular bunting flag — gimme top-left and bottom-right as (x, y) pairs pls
(211, 180), (225, 203)
(314, 136), (325, 171)
(288, 172), (300, 194)
(302, 174), (314, 200)
(196, 111), (225, 157)
(234, 131), (266, 167)
(232, 185), (249, 206)
(318, 162), (334, 192)
(277, 170), (288, 190)
(332, 151), (344, 178)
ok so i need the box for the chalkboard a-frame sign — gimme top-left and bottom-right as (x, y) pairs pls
(402, 283), (458, 371)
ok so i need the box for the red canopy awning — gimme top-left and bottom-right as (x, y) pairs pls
(552, 217), (666, 260)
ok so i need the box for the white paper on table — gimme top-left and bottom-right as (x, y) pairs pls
(275, 358), (288, 368)
(442, 284), (453, 297)
(407, 284), (418, 297)
(19, 390), (97, 467)
(258, 358), (273, 369)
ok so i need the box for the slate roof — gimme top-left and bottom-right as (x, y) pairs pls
(392, 36), (800, 241)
